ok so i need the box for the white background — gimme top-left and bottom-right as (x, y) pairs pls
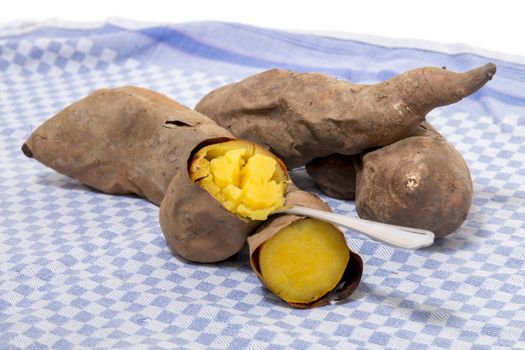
(1, 0), (525, 58)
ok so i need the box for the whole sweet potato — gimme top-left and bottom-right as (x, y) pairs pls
(195, 64), (496, 168)
(354, 122), (473, 236)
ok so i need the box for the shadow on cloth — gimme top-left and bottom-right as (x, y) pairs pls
(34, 170), (147, 202)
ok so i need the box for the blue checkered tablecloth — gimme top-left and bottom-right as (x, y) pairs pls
(1, 19), (524, 349)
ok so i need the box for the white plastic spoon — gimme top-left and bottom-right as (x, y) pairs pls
(275, 205), (434, 249)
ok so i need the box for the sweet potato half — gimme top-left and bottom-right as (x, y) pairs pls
(248, 188), (362, 308)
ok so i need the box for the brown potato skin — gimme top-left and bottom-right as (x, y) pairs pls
(196, 64), (496, 168)
(248, 187), (363, 308)
(354, 123), (473, 237)
(304, 125), (432, 200)
(159, 164), (260, 263)
(22, 87), (230, 206)
(22, 87), (278, 262)
(306, 154), (358, 200)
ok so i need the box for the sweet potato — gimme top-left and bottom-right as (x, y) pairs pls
(306, 154), (358, 200)
(248, 189), (362, 308)
(22, 87), (289, 262)
(22, 86), (230, 206)
(195, 64), (496, 169)
(160, 140), (289, 262)
(354, 122), (472, 236)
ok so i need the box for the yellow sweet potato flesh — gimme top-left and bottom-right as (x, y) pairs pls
(258, 218), (349, 304)
(190, 141), (286, 221)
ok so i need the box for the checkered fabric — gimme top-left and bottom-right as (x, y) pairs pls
(1, 20), (524, 349)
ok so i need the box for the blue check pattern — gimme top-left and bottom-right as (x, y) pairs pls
(1, 20), (524, 349)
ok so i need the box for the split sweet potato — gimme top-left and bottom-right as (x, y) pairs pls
(195, 64), (496, 169)
(160, 140), (289, 262)
(188, 140), (288, 220)
(21, 87), (289, 262)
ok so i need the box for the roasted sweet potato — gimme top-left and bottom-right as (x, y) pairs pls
(160, 140), (289, 262)
(248, 189), (362, 308)
(195, 64), (496, 168)
(22, 86), (230, 206)
(354, 122), (472, 236)
(22, 87), (289, 262)
(306, 154), (358, 200)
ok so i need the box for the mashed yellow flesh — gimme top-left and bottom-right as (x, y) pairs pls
(258, 218), (349, 304)
(190, 141), (286, 221)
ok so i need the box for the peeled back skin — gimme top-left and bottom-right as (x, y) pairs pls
(195, 64), (496, 168)
(248, 189), (363, 308)
(306, 154), (358, 200)
(354, 122), (473, 237)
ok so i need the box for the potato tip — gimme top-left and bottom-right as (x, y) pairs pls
(21, 143), (33, 158)
(485, 63), (497, 79)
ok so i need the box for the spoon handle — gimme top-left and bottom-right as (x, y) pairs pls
(279, 206), (434, 249)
